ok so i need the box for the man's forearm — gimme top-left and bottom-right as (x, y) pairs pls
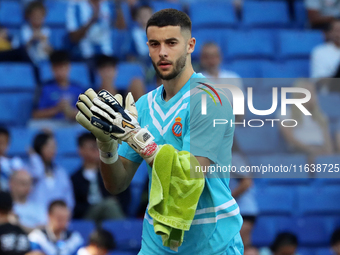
(69, 20), (94, 43)
(100, 157), (130, 195)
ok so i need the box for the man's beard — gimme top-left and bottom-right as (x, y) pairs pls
(152, 54), (187, 80)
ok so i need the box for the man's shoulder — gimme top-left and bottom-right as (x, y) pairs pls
(136, 86), (162, 108)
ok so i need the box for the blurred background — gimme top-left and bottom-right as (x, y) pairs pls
(0, 0), (340, 255)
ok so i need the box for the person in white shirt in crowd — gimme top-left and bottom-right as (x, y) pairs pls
(310, 19), (340, 92)
(131, 5), (153, 60)
(29, 200), (84, 255)
(66, 0), (125, 60)
(28, 132), (74, 213)
(20, 1), (52, 65)
(77, 229), (115, 255)
(278, 79), (334, 164)
(9, 170), (47, 232)
(200, 42), (243, 105)
(305, 0), (340, 29)
(0, 127), (25, 192)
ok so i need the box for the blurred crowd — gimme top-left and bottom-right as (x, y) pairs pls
(1, 0), (340, 255)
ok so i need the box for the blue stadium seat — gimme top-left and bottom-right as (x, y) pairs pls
(294, 1), (308, 29)
(0, 1), (23, 27)
(102, 219), (143, 251)
(242, 1), (291, 28)
(55, 156), (82, 175)
(0, 63), (36, 92)
(7, 128), (40, 157)
(39, 62), (90, 89)
(296, 216), (337, 246)
(318, 94), (340, 121)
(316, 248), (333, 255)
(50, 29), (67, 50)
(252, 216), (295, 246)
(225, 60), (265, 78)
(298, 186), (340, 215)
(248, 154), (310, 184)
(191, 29), (227, 60)
(314, 155), (340, 184)
(260, 61), (309, 79)
(111, 29), (133, 60)
(298, 248), (317, 255)
(224, 30), (275, 60)
(54, 127), (84, 156)
(115, 63), (144, 90)
(189, 2), (237, 29)
(234, 125), (287, 155)
(151, 2), (183, 13)
(69, 220), (95, 243)
(128, 161), (148, 217)
(278, 30), (324, 60)
(256, 186), (295, 215)
(45, 0), (68, 27)
(0, 93), (34, 127)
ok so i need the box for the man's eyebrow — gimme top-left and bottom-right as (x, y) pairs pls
(165, 38), (179, 42)
(148, 38), (179, 43)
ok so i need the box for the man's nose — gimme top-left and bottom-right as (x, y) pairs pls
(159, 44), (168, 58)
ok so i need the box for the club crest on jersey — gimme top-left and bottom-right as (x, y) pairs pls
(172, 117), (182, 137)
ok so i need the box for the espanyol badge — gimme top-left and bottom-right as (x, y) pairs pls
(172, 117), (182, 137)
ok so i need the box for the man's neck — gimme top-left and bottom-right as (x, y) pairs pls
(12, 194), (27, 204)
(48, 224), (62, 240)
(206, 68), (219, 78)
(57, 79), (69, 88)
(83, 162), (98, 170)
(0, 214), (8, 225)
(162, 63), (194, 102)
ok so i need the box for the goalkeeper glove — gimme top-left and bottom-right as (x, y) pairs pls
(89, 89), (159, 164)
(75, 89), (120, 164)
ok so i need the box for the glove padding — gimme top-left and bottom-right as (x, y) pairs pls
(90, 90), (158, 164)
(75, 88), (120, 164)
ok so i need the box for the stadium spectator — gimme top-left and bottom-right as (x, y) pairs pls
(28, 132), (74, 212)
(0, 26), (12, 52)
(32, 50), (83, 123)
(199, 42), (243, 105)
(71, 133), (127, 222)
(311, 19), (340, 92)
(305, 0), (340, 30)
(95, 54), (146, 100)
(20, 1), (52, 65)
(66, 0), (115, 60)
(131, 5), (153, 59)
(278, 79), (334, 164)
(29, 200), (84, 255)
(77, 229), (115, 255)
(10, 170), (47, 232)
(260, 232), (298, 255)
(230, 140), (258, 247)
(0, 127), (25, 192)
(0, 191), (32, 255)
(331, 228), (340, 255)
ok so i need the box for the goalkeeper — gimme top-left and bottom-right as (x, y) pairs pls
(76, 9), (243, 255)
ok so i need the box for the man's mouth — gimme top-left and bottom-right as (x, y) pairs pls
(158, 61), (172, 69)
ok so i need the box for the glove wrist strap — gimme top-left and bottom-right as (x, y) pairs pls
(96, 139), (119, 164)
(127, 128), (159, 164)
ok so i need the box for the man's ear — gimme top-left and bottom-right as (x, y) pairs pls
(187, 37), (196, 54)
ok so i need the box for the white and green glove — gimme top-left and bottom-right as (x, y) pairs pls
(75, 88), (120, 164)
(77, 89), (159, 164)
